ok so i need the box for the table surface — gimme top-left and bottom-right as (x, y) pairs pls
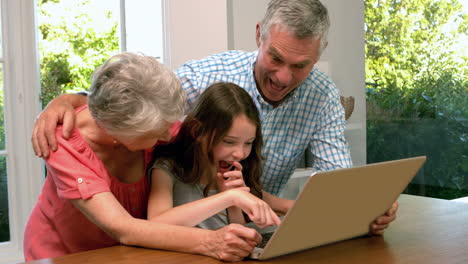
(19, 194), (468, 264)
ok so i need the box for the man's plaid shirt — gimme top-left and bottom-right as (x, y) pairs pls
(176, 50), (352, 195)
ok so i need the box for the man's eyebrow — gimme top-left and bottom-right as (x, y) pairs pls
(268, 46), (313, 66)
(268, 47), (282, 59)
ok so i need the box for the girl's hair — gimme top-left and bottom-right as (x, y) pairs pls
(153, 82), (264, 198)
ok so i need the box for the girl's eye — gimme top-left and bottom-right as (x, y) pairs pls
(245, 142), (254, 146)
(223, 140), (234, 145)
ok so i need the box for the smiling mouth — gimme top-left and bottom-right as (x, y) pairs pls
(269, 78), (287, 92)
(218, 160), (233, 173)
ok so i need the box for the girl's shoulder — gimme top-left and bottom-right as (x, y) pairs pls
(151, 157), (180, 181)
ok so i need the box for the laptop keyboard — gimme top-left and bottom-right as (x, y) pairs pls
(257, 232), (274, 249)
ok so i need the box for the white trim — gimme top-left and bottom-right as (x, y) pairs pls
(161, 0), (172, 69)
(0, 0), (43, 263)
(119, 0), (127, 51)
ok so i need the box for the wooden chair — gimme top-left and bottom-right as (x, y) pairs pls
(340, 95), (355, 120)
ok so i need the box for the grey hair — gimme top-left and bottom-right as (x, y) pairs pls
(260, 0), (330, 55)
(88, 52), (186, 138)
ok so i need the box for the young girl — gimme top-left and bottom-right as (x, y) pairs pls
(148, 82), (281, 230)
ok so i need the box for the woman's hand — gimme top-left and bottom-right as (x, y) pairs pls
(216, 161), (247, 192)
(228, 189), (281, 228)
(202, 224), (261, 262)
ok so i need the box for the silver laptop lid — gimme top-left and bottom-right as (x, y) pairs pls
(256, 156), (426, 260)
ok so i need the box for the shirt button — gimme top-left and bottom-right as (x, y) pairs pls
(77, 178), (83, 183)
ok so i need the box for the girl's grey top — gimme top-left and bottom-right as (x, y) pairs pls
(151, 158), (229, 230)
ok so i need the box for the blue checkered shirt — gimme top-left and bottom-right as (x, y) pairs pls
(175, 50), (352, 195)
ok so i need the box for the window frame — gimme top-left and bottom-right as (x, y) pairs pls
(0, 0), (43, 263)
(0, 0), (169, 262)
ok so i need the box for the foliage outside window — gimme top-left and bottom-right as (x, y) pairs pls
(0, 0), (120, 243)
(365, 0), (467, 198)
(38, 0), (119, 107)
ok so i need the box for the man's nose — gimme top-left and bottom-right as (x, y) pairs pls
(275, 65), (292, 86)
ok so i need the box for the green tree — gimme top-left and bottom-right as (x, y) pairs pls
(38, 0), (120, 108)
(365, 0), (468, 198)
(365, 0), (467, 120)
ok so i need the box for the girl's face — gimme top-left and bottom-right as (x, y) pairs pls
(212, 114), (257, 173)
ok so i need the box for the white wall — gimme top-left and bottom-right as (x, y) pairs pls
(321, 0), (366, 165)
(164, 0), (228, 69)
(167, 0), (366, 165)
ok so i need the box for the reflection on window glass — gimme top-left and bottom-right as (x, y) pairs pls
(365, 0), (468, 199)
(0, 156), (9, 242)
(37, 0), (120, 108)
(0, 1), (2, 57)
(0, 64), (5, 150)
(0, 0), (8, 243)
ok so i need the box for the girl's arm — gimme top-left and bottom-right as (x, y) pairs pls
(148, 167), (246, 226)
(215, 161), (247, 225)
(71, 191), (261, 262)
(148, 168), (281, 228)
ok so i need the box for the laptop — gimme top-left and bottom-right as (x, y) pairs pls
(248, 156), (426, 260)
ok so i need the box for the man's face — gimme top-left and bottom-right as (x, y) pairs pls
(254, 24), (321, 107)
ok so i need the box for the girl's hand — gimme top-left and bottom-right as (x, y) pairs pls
(216, 161), (247, 192)
(228, 189), (281, 228)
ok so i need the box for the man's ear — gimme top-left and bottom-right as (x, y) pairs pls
(255, 23), (261, 47)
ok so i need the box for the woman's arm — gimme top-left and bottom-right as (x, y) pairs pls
(72, 192), (261, 262)
(32, 93), (88, 157)
(148, 168), (281, 228)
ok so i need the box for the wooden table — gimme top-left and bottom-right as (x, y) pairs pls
(20, 195), (468, 264)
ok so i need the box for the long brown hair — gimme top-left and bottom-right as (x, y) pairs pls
(152, 82), (263, 198)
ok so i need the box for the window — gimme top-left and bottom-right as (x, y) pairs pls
(0, 0), (43, 262)
(37, 0), (165, 106)
(365, 0), (467, 199)
(0, 0), (165, 262)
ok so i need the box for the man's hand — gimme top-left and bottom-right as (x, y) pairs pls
(370, 201), (398, 235)
(31, 94), (85, 158)
(202, 224), (261, 262)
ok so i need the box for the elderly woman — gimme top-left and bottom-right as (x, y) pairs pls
(24, 52), (260, 262)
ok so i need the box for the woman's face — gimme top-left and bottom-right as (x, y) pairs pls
(117, 121), (173, 151)
(212, 114), (257, 173)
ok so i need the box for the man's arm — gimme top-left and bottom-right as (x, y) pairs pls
(32, 93), (87, 157)
(308, 95), (353, 171)
(262, 190), (294, 216)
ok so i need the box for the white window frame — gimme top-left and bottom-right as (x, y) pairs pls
(0, 0), (43, 263)
(0, 1), (169, 262)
